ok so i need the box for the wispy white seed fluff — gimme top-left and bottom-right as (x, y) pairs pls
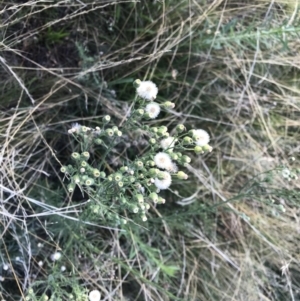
(154, 171), (172, 190)
(88, 290), (101, 301)
(192, 129), (210, 146)
(51, 252), (62, 261)
(145, 102), (160, 119)
(136, 80), (158, 101)
(154, 152), (173, 170)
(160, 137), (177, 150)
(68, 123), (82, 134)
(166, 162), (178, 173)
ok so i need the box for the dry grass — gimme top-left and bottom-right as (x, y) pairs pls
(1, 0), (300, 300)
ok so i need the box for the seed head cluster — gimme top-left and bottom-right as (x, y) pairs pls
(62, 79), (212, 224)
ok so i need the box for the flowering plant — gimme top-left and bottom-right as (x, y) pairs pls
(61, 79), (212, 224)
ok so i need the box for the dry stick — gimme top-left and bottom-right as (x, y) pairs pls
(0, 56), (35, 104)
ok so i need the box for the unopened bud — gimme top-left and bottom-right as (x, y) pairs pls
(133, 79), (141, 88)
(176, 124), (185, 133)
(177, 171), (188, 180)
(194, 146), (203, 154)
(161, 101), (175, 109)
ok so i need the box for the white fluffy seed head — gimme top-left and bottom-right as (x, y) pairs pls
(68, 123), (82, 134)
(166, 162), (178, 173)
(154, 171), (172, 190)
(51, 252), (62, 261)
(88, 290), (101, 301)
(145, 102), (160, 119)
(192, 129), (210, 146)
(136, 80), (158, 101)
(154, 152), (173, 170)
(160, 137), (177, 150)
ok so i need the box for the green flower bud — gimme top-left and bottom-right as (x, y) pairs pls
(149, 192), (158, 203)
(129, 176), (136, 183)
(149, 138), (156, 144)
(116, 130), (122, 137)
(188, 129), (195, 136)
(71, 152), (80, 160)
(93, 169), (100, 178)
(73, 174), (80, 183)
(133, 79), (141, 88)
(182, 155), (191, 163)
(114, 173), (123, 182)
(67, 165), (74, 172)
(136, 194), (144, 204)
(141, 215), (147, 222)
(103, 115), (111, 123)
(146, 160), (155, 167)
(176, 124), (185, 133)
(120, 166), (128, 172)
(133, 207), (139, 213)
(202, 145), (213, 152)
(85, 178), (94, 186)
(160, 126), (168, 133)
(149, 168), (159, 177)
(143, 112), (153, 119)
(81, 175), (88, 183)
(81, 126), (89, 133)
(169, 153), (179, 161)
(157, 197), (166, 204)
(94, 138), (103, 145)
(151, 127), (158, 133)
(112, 126), (118, 132)
(100, 171), (106, 178)
(60, 166), (67, 173)
(177, 171), (188, 180)
(135, 161), (144, 169)
(120, 197), (127, 204)
(137, 109), (145, 116)
(81, 151), (90, 160)
(118, 181), (124, 188)
(67, 183), (76, 193)
(194, 146), (203, 154)
(106, 128), (114, 137)
(145, 203), (150, 210)
(183, 136), (193, 145)
(157, 171), (166, 180)
(107, 176), (113, 181)
(161, 101), (175, 109)
(121, 219), (127, 225)
(81, 161), (88, 167)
